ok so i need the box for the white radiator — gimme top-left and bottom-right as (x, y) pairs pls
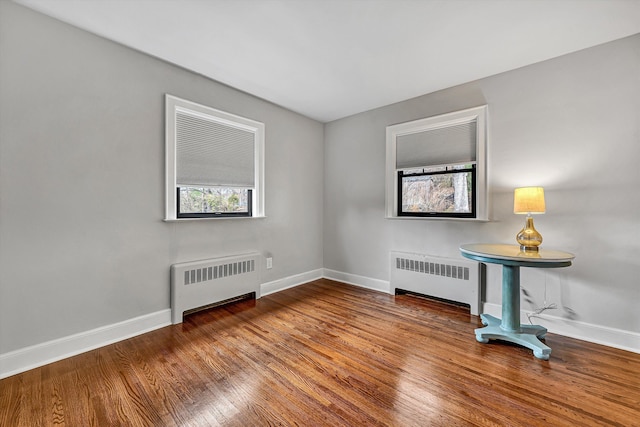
(390, 251), (481, 315)
(170, 252), (260, 324)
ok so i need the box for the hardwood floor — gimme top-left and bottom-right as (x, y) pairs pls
(1, 279), (639, 426)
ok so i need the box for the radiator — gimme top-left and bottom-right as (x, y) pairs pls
(390, 251), (481, 315)
(170, 252), (260, 324)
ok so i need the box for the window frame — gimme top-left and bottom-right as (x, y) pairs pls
(385, 105), (488, 220)
(397, 164), (476, 218)
(165, 95), (265, 221)
(176, 187), (253, 218)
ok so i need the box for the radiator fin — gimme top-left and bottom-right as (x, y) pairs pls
(183, 260), (255, 285)
(395, 257), (470, 281)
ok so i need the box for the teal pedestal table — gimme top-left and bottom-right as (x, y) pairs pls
(459, 244), (574, 360)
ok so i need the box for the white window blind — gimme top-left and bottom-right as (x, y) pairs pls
(395, 120), (476, 169)
(176, 110), (255, 188)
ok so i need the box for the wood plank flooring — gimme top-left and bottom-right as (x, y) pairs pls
(1, 279), (639, 426)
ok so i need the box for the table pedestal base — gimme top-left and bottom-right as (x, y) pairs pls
(475, 314), (551, 360)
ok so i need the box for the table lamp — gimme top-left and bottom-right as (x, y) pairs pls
(514, 187), (545, 252)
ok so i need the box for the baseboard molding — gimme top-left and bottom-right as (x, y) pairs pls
(323, 268), (391, 294)
(261, 268), (324, 296)
(0, 268), (326, 380)
(0, 309), (171, 380)
(4, 272), (638, 380)
(483, 302), (640, 355)
(321, 270), (640, 354)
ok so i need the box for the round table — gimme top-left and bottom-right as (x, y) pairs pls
(460, 243), (575, 360)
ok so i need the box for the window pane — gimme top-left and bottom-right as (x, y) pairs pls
(401, 171), (472, 214)
(179, 187), (250, 214)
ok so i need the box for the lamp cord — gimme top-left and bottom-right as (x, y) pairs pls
(527, 273), (557, 324)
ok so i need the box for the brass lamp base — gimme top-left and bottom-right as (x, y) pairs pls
(516, 216), (542, 252)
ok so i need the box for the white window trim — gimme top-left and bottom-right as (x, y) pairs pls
(164, 94), (265, 220)
(385, 105), (488, 221)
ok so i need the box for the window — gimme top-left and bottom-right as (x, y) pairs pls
(177, 187), (252, 218)
(385, 106), (488, 220)
(165, 95), (265, 220)
(398, 164), (476, 218)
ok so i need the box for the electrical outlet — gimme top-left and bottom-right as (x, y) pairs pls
(266, 257), (273, 269)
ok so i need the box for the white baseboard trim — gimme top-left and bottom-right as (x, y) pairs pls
(0, 268), (326, 380)
(261, 268), (324, 296)
(323, 269), (391, 294)
(482, 302), (640, 355)
(0, 309), (171, 380)
(319, 270), (640, 354)
(4, 273), (637, 380)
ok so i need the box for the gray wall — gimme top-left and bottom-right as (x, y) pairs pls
(0, 2), (324, 354)
(324, 34), (640, 334)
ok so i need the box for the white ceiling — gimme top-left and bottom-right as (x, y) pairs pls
(14, 0), (640, 123)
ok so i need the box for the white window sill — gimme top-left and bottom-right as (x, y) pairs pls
(385, 216), (490, 222)
(164, 215), (266, 222)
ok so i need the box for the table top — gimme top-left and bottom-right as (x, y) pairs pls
(460, 243), (575, 267)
